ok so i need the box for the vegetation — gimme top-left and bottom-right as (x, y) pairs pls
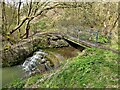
(1, 1), (118, 49)
(1, 0), (119, 89)
(3, 47), (118, 88)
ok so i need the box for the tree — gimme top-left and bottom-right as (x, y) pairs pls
(17, 0), (22, 37)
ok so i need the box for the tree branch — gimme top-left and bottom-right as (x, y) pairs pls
(9, 3), (59, 35)
(17, 0), (22, 35)
(9, 2), (82, 35)
(10, 17), (29, 34)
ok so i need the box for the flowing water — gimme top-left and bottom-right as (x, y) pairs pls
(1, 46), (83, 87)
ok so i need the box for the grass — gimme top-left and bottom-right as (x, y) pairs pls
(37, 48), (118, 88)
(3, 47), (119, 88)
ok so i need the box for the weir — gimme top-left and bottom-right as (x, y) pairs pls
(22, 50), (52, 76)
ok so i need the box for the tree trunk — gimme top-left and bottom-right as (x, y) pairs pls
(25, 0), (32, 38)
(18, 0), (22, 37)
(25, 20), (30, 38)
(2, 1), (7, 36)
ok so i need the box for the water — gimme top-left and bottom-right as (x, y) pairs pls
(43, 46), (82, 60)
(22, 50), (49, 76)
(1, 46), (83, 87)
(1, 65), (24, 87)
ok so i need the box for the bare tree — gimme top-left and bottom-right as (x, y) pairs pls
(9, 1), (59, 35)
(2, 0), (7, 36)
(17, 0), (22, 37)
(25, 0), (32, 38)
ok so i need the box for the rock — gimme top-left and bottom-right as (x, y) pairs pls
(37, 64), (46, 73)
(56, 34), (63, 39)
(40, 58), (46, 64)
(49, 39), (69, 48)
(46, 61), (51, 67)
(49, 40), (59, 47)
(57, 40), (69, 47)
(44, 61), (52, 70)
(22, 50), (52, 75)
(50, 35), (58, 40)
(2, 48), (30, 67)
(1, 32), (67, 67)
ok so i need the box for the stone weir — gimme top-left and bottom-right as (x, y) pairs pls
(1, 33), (69, 67)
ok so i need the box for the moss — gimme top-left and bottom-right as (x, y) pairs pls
(45, 51), (61, 68)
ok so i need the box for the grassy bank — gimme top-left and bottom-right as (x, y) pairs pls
(3, 47), (119, 88)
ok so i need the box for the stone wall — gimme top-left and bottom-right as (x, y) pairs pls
(1, 33), (69, 67)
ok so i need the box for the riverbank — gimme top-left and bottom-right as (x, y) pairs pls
(3, 47), (118, 88)
(2, 46), (83, 87)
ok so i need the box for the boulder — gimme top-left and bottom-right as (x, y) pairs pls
(50, 35), (58, 40)
(57, 40), (69, 47)
(1, 32), (68, 67)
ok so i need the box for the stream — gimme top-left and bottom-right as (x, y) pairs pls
(1, 46), (84, 87)
(1, 65), (24, 87)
